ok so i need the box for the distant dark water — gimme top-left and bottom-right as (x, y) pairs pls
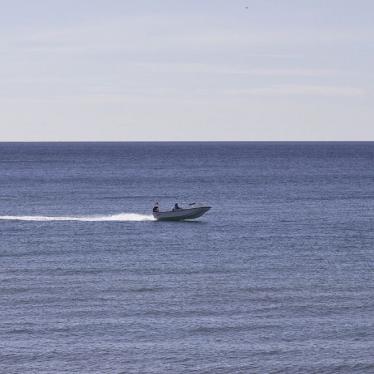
(1, 142), (374, 373)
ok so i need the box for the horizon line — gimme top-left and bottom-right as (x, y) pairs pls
(0, 140), (374, 143)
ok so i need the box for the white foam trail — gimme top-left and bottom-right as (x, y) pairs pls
(0, 213), (155, 222)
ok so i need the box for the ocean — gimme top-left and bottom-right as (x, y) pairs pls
(1, 142), (373, 373)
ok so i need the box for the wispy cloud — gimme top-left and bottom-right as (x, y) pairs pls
(4, 10), (373, 56)
(224, 85), (366, 97)
(134, 62), (338, 77)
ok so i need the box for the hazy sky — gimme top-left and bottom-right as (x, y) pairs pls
(0, 0), (373, 140)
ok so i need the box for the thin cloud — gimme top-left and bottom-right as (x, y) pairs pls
(224, 85), (366, 97)
(6, 12), (374, 56)
(135, 62), (339, 77)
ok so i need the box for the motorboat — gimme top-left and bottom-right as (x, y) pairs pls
(153, 203), (211, 221)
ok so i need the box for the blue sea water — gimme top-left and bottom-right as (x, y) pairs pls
(0, 142), (374, 373)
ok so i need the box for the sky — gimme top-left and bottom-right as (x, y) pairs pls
(0, 0), (373, 141)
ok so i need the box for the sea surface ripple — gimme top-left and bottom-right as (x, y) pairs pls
(1, 142), (374, 373)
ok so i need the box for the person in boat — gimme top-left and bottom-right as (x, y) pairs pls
(153, 202), (159, 213)
(173, 203), (181, 211)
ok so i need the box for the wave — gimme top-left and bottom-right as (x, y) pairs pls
(0, 213), (155, 222)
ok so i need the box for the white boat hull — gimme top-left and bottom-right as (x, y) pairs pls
(153, 206), (211, 221)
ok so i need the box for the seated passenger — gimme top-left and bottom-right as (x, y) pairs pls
(173, 203), (181, 211)
(153, 202), (159, 213)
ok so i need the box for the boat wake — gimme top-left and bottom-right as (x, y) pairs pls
(0, 213), (155, 222)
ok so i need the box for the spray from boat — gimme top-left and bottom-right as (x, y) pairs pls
(0, 213), (155, 222)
